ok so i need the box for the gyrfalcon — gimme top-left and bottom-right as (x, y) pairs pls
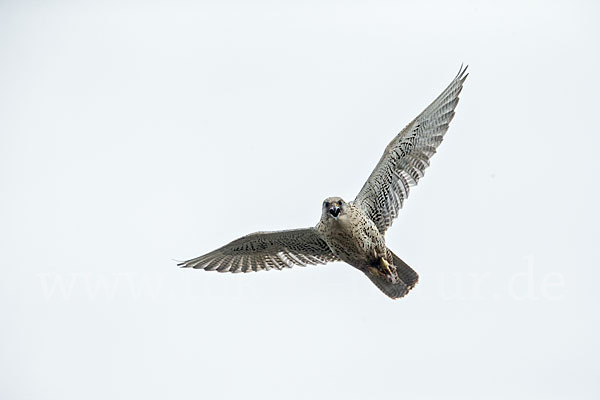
(178, 66), (468, 299)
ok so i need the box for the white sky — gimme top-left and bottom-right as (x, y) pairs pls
(1, 1), (599, 399)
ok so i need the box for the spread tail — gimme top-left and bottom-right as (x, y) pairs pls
(364, 249), (419, 299)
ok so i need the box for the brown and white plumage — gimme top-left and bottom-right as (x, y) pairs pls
(178, 66), (468, 299)
(355, 65), (469, 233)
(179, 229), (338, 272)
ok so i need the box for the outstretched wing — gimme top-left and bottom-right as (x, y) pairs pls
(178, 228), (339, 273)
(355, 65), (468, 233)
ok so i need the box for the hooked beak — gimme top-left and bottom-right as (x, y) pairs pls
(328, 205), (341, 218)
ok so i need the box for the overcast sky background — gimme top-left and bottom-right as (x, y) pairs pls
(1, 0), (599, 399)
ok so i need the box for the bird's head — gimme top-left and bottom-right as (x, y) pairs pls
(322, 197), (346, 220)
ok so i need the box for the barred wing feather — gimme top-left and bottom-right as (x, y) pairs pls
(355, 65), (468, 233)
(178, 228), (339, 273)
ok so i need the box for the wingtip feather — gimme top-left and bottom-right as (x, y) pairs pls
(457, 64), (469, 82)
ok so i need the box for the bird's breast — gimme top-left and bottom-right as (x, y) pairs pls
(320, 209), (385, 267)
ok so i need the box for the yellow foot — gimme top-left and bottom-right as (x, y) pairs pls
(380, 257), (393, 277)
(368, 266), (387, 279)
(370, 250), (395, 281)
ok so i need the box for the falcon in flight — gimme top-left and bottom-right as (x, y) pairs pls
(179, 66), (468, 299)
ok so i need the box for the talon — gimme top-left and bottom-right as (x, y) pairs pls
(368, 266), (386, 279)
(380, 257), (393, 277)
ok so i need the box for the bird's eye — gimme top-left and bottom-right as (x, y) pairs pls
(324, 202), (330, 208)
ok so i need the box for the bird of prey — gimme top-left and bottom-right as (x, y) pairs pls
(179, 66), (468, 299)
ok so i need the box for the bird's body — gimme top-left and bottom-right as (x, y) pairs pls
(314, 197), (415, 296)
(178, 66), (468, 299)
(316, 200), (388, 273)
